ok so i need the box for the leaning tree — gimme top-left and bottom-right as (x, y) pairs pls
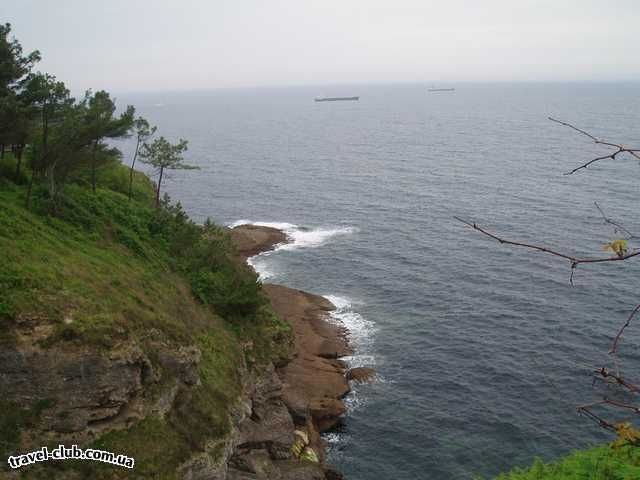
(138, 136), (197, 207)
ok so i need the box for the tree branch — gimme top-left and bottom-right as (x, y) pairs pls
(610, 303), (640, 356)
(593, 367), (640, 394)
(453, 216), (640, 270)
(548, 117), (640, 175)
(594, 201), (637, 240)
(576, 405), (616, 431)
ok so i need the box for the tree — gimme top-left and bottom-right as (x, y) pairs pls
(0, 23), (40, 158)
(0, 23), (40, 96)
(83, 90), (134, 193)
(139, 137), (197, 207)
(20, 73), (72, 207)
(128, 117), (156, 200)
(2, 96), (32, 181)
(456, 118), (640, 442)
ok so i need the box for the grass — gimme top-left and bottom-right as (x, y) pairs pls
(0, 157), (292, 478)
(490, 444), (640, 480)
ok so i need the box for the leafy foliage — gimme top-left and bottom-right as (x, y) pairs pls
(613, 423), (640, 449)
(139, 136), (198, 206)
(602, 239), (628, 258)
(490, 444), (640, 480)
(0, 163), (291, 477)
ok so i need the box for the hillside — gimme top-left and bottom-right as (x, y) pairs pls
(0, 157), (297, 478)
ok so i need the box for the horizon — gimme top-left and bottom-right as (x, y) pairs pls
(5, 0), (640, 94)
(100, 79), (640, 98)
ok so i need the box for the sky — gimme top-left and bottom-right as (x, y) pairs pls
(3, 0), (640, 93)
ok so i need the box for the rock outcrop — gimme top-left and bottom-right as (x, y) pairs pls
(346, 367), (376, 384)
(1, 223), (358, 479)
(229, 224), (288, 260)
(225, 224), (362, 479)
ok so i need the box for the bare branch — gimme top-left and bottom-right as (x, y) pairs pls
(610, 303), (640, 356)
(603, 398), (640, 414)
(594, 201), (637, 240)
(549, 117), (598, 142)
(576, 405), (616, 431)
(548, 117), (640, 175)
(593, 367), (640, 394)
(453, 216), (640, 270)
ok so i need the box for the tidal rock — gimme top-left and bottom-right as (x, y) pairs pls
(346, 367), (376, 383)
(229, 225), (289, 259)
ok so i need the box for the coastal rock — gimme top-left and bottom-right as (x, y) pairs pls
(226, 224), (352, 479)
(262, 284), (351, 433)
(156, 344), (202, 386)
(229, 224), (289, 259)
(277, 462), (327, 480)
(346, 367), (376, 383)
(0, 342), (151, 438)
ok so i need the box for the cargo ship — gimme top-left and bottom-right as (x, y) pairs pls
(314, 96), (359, 102)
(428, 87), (455, 92)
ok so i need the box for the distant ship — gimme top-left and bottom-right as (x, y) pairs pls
(314, 96), (359, 102)
(428, 87), (455, 92)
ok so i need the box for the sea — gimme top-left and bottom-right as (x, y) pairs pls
(115, 82), (640, 479)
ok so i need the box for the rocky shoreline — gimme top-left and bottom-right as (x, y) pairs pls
(0, 223), (368, 480)
(226, 224), (374, 479)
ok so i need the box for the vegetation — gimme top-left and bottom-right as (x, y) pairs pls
(459, 120), (640, 476)
(490, 445), (640, 480)
(139, 136), (196, 207)
(0, 25), (292, 478)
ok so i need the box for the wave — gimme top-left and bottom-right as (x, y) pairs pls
(230, 220), (375, 423)
(229, 220), (357, 280)
(324, 295), (378, 417)
(246, 255), (276, 281)
(229, 220), (357, 251)
(324, 295), (376, 368)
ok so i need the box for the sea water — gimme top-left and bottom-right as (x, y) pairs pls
(116, 82), (640, 479)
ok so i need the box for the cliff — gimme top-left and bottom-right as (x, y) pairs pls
(0, 163), (354, 479)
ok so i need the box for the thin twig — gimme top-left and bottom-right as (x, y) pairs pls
(453, 216), (640, 269)
(593, 367), (640, 393)
(577, 405), (617, 431)
(549, 117), (640, 174)
(594, 201), (637, 240)
(610, 303), (640, 356)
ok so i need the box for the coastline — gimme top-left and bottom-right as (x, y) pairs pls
(229, 224), (374, 475)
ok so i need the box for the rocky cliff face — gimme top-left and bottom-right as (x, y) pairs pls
(1, 325), (342, 480)
(1, 224), (357, 479)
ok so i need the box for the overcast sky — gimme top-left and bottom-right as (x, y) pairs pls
(4, 0), (640, 93)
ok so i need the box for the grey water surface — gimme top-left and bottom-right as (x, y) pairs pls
(117, 82), (640, 479)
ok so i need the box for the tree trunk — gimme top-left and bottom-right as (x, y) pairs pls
(0, 144), (4, 159)
(91, 140), (98, 193)
(155, 166), (164, 208)
(14, 146), (23, 182)
(128, 139), (140, 200)
(46, 163), (56, 201)
(26, 171), (35, 209)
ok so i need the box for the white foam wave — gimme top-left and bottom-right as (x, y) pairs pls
(228, 220), (357, 280)
(324, 294), (378, 419)
(246, 255), (276, 281)
(230, 220), (357, 251)
(325, 295), (377, 369)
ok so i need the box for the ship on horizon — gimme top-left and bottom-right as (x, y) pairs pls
(428, 87), (455, 92)
(314, 96), (359, 102)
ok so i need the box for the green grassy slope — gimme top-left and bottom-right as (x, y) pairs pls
(0, 156), (291, 479)
(490, 444), (640, 480)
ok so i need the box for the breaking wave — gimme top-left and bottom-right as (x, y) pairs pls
(229, 220), (357, 280)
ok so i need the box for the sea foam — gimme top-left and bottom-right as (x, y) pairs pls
(230, 220), (357, 251)
(229, 220), (357, 280)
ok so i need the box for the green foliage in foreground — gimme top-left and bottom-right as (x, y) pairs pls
(0, 160), (291, 478)
(491, 444), (640, 480)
